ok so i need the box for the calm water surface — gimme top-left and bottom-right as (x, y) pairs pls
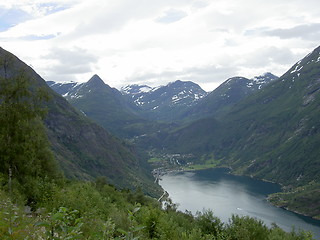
(159, 168), (320, 239)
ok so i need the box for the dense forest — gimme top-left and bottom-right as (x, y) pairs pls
(0, 50), (315, 240)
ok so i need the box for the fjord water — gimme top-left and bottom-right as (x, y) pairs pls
(159, 168), (320, 238)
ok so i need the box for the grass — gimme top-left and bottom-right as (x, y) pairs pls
(183, 159), (221, 171)
(147, 157), (163, 163)
(183, 163), (217, 171)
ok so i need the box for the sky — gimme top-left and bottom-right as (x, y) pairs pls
(1, 0), (320, 91)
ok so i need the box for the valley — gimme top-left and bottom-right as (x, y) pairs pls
(2, 1), (320, 238)
(1, 45), (320, 238)
(46, 45), (320, 222)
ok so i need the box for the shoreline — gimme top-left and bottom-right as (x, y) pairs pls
(155, 165), (320, 222)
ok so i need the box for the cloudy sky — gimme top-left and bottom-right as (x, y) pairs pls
(1, 0), (320, 91)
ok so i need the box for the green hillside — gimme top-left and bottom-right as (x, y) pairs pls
(56, 74), (170, 140)
(160, 46), (320, 218)
(67, 75), (146, 138)
(219, 45), (320, 186)
(0, 47), (160, 196)
(0, 47), (313, 239)
(1, 180), (314, 239)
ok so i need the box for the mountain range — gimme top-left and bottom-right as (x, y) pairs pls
(3, 44), (320, 219)
(163, 46), (320, 186)
(48, 72), (276, 126)
(121, 80), (208, 121)
(48, 78), (209, 123)
(48, 74), (150, 138)
(160, 46), (320, 218)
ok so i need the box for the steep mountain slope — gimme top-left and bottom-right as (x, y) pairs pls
(218, 47), (320, 218)
(47, 75), (169, 139)
(161, 45), (320, 218)
(219, 48), (320, 185)
(165, 46), (320, 185)
(0, 47), (159, 195)
(63, 74), (147, 138)
(180, 73), (278, 120)
(121, 80), (208, 121)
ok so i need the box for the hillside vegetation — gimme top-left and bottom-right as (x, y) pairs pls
(45, 45), (320, 220)
(160, 46), (320, 219)
(0, 47), (160, 196)
(0, 181), (315, 239)
(0, 47), (315, 239)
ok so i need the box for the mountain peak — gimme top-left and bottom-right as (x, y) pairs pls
(120, 80), (207, 121)
(86, 74), (105, 87)
(261, 72), (274, 77)
(167, 80), (205, 91)
(121, 84), (153, 95)
(251, 72), (278, 84)
(171, 79), (183, 85)
(225, 76), (249, 85)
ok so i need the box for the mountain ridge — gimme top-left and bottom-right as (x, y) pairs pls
(159, 45), (320, 218)
(3, 44), (320, 219)
(49, 73), (276, 123)
(121, 79), (208, 121)
(179, 72), (278, 121)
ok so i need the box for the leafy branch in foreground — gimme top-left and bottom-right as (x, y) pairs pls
(35, 207), (83, 240)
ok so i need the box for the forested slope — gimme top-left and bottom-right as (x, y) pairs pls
(0, 47), (159, 195)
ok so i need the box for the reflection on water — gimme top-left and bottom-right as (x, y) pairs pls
(159, 168), (320, 239)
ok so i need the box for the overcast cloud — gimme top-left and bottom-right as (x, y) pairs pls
(0, 0), (319, 91)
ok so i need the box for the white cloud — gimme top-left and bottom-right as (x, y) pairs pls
(42, 47), (98, 81)
(0, 0), (320, 91)
(257, 24), (320, 41)
(155, 8), (188, 24)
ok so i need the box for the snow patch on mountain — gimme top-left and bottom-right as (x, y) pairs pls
(120, 84), (155, 95)
(121, 80), (208, 111)
(291, 65), (303, 74)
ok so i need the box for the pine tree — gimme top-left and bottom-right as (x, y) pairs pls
(0, 52), (62, 204)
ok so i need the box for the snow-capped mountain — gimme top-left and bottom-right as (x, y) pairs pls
(121, 80), (208, 121)
(180, 72), (278, 120)
(223, 72), (278, 93)
(249, 72), (279, 90)
(46, 80), (84, 98)
(47, 75), (150, 138)
(120, 84), (154, 95)
(47, 75), (112, 100)
(47, 77), (208, 122)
